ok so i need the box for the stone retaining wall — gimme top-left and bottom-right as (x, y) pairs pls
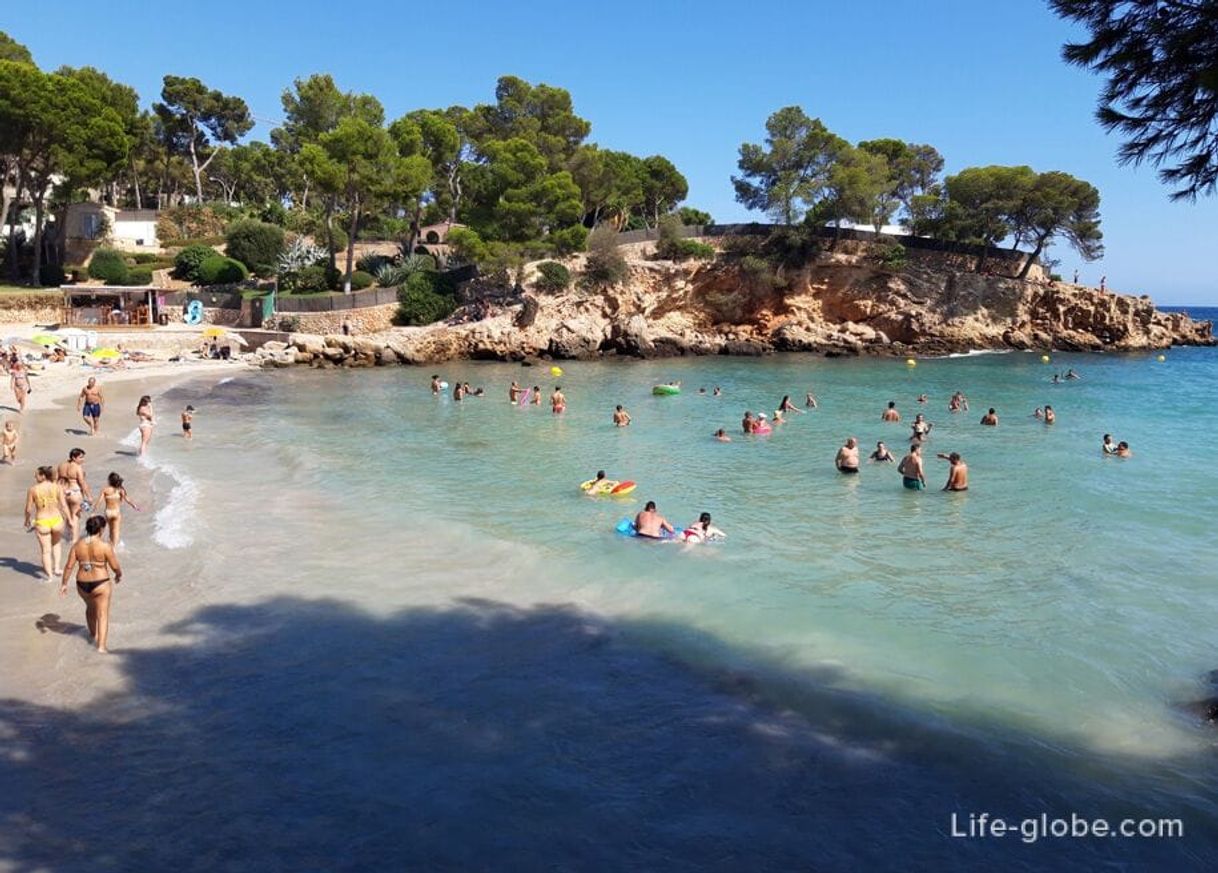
(288, 303), (398, 335)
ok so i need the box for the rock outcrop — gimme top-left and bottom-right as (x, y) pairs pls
(267, 245), (1212, 368)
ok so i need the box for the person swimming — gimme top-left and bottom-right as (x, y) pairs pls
(714, 429), (731, 442)
(613, 404), (631, 426)
(551, 386), (566, 414)
(980, 408), (998, 426)
(635, 501), (675, 539)
(431, 375), (441, 395)
(1033, 407), (1044, 419)
(882, 401), (900, 422)
(1102, 434), (1118, 455)
(1044, 405), (1056, 425)
(1116, 441), (1132, 458)
(742, 411), (755, 434)
(870, 441), (895, 462)
(805, 391), (818, 409)
(778, 395), (802, 414)
(916, 393), (929, 404)
(682, 512), (725, 544)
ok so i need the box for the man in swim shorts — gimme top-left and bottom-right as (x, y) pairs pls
(742, 411), (755, 434)
(613, 405), (631, 427)
(77, 377), (105, 436)
(882, 401), (900, 422)
(980, 408), (998, 426)
(835, 437), (860, 473)
(898, 443), (926, 490)
(635, 501), (674, 539)
(938, 452), (969, 491)
(509, 381), (521, 403)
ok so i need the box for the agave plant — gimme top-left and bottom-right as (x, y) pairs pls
(276, 238), (326, 276)
(375, 255), (436, 287)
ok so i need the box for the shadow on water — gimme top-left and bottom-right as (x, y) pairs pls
(2, 597), (1216, 872)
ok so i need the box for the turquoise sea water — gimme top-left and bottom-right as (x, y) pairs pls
(6, 329), (1218, 870)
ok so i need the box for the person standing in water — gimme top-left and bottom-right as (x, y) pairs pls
(938, 452), (969, 491)
(805, 390), (818, 409)
(635, 501), (675, 539)
(1116, 441), (1132, 457)
(882, 401), (901, 422)
(1102, 434), (1118, 455)
(56, 448), (92, 542)
(741, 411), (755, 434)
(136, 396), (155, 456)
(835, 438), (861, 474)
(714, 429), (731, 442)
(181, 405), (195, 440)
(613, 405), (631, 426)
(778, 395), (802, 415)
(77, 377), (105, 436)
(61, 515), (122, 654)
(910, 413), (932, 443)
(1044, 405), (1056, 425)
(509, 381), (521, 403)
(531, 386), (542, 405)
(898, 443), (926, 490)
(100, 472), (140, 546)
(551, 386), (566, 414)
(26, 466), (70, 580)
(431, 375), (441, 395)
(980, 408), (998, 426)
(2, 419), (18, 464)
(870, 441), (895, 462)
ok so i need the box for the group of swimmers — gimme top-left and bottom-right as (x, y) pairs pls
(634, 501), (726, 544)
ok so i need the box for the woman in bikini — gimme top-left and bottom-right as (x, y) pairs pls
(100, 472), (140, 546)
(10, 359), (29, 412)
(136, 395), (155, 456)
(24, 466), (70, 580)
(60, 515), (122, 654)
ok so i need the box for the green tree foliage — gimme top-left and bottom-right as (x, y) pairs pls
(857, 138), (944, 231)
(943, 166), (1037, 268)
(155, 75), (253, 201)
(395, 271), (457, 325)
(468, 76), (591, 171)
(224, 219), (285, 275)
(0, 31), (33, 65)
(677, 206), (713, 226)
(173, 244), (219, 281)
(195, 255), (249, 285)
(88, 249), (129, 284)
(733, 106), (847, 223)
(1013, 171), (1103, 277)
(208, 142), (283, 206)
(534, 261), (571, 292)
(1051, 0), (1218, 200)
(810, 146), (893, 244)
(640, 156), (689, 227)
(467, 137), (583, 242)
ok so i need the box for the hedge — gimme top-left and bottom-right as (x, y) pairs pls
(224, 220), (285, 276)
(174, 245), (219, 281)
(87, 249), (129, 285)
(196, 256), (249, 286)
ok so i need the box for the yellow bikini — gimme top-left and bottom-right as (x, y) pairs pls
(32, 485), (64, 532)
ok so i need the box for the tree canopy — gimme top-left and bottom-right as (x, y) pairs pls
(154, 75), (252, 201)
(1051, 0), (1218, 200)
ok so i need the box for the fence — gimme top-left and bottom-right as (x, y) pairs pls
(274, 287), (399, 312)
(614, 223), (1027, 262)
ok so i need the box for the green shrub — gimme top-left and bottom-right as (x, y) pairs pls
(395, 271), (456, 326)
(549, 224), (588, 255)
(38, 263), (66, 286)
(677, 206), (713, 226)
(291, 264), (330, 293)
(124, 266), (154, 286)
(87, 249), (129, 285)
(535, 261), (571, 293)
(260, 201), (287, 227)
(1050, 272), (1063, 282)
(348, 270), (374, 290)
(581, 226), (628, 288)
(224, 220), (285, 275)
(356, 253), (395, 274)
(876, 242), (906, 271)
(196, 255), (249, 286)
(174, 244), (219, 281)
(130, 252), (162, 264)
(661, 238), (715, 261)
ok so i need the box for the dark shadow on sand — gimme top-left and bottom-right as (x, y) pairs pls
(0, 556), (46, 579)
(1, 597), (1215, 872)
(33, 612), (86, 636)
(112, 449), (138, 457)
(62, 427), (89, 436)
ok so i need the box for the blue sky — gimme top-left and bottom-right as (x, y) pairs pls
(6, 0), (1215, 303)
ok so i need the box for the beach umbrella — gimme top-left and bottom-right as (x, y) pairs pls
(31, 333), (62, 347)
(89, 347), (122, 360)
(202, 326), (228, 338)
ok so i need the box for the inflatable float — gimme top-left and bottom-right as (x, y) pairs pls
(580, 479), (637, 496)
(516, 387), (531, 406)
(652, 384), (681, 396)
(615, 518), (679, 540)
(752, 424), (773, 435)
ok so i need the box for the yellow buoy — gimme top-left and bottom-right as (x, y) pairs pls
(1157, 354), (1166, 362)
(1041, 355), (1051, 363)
(905, 358), (917, 368)
(550, 365), (563, 377)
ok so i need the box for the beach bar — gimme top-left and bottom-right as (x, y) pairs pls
(59, 286), (161, 328)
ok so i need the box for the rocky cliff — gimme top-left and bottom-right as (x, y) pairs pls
(282, 244), (1213, 367)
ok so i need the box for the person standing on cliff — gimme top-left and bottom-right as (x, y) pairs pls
(882, 401), (900, 422)
(1099, 275), (1107, 292)
(1072, 269), (1079, 284)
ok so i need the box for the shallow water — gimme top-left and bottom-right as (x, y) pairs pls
(5, 341), (1218, 870)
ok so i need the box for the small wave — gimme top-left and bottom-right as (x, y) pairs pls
(136, 452), (199, 550)
(943, 349), (1015, 358)
(217, 377), (235, 386)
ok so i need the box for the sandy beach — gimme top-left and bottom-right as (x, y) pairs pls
(0, 338), (247, 707)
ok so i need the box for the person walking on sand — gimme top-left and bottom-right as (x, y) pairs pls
(9, 358), (29, 413)
(2, 419), (18, 464)
(551, 386), (566, 414)
(26, 466), (70, 580)
(835, 437), (861, 474)
(882, 401), (901, 422)
(613, 404), (631, 427)
(61, 515), (122, 654)
(898, 443), (926, 490)
(56, 448), (92, 542)
(136, 396), (155, 456)
(77, 377), (105, 436)
(938, 452), (969, 491)
(980, 408), (998, 426)
(181, 405), (194, 440)
(100, 472), (140, 546)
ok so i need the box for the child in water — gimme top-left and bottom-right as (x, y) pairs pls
(181, 405), (195, 440)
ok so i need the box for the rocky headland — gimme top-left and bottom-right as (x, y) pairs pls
(257, 240), (1213, 368)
